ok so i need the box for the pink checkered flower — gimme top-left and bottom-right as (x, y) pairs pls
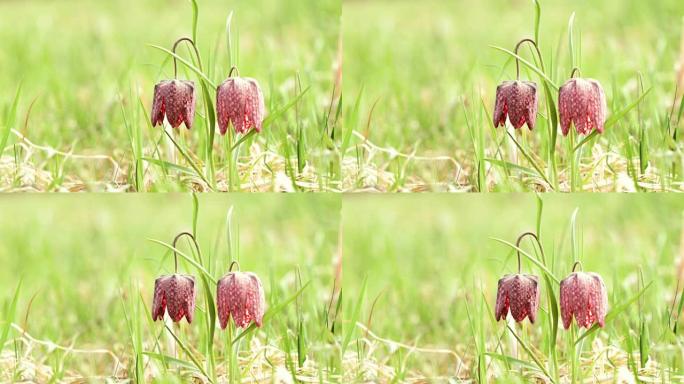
(493, 81), (539, 130)
(560, 269), (608, 329)
(558, 76), (607, 136)
(151, 80), (196, 129)
(495, 274), (540, 324)
(216, 68), (266, 135)
(152, 274), (196, 323)
(216, 267), (266, 329)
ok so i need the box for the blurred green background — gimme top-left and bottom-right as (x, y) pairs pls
(343, 0), (684, 190)
(1, 194), (683, 379)
(342, 194), (684, 377)
(0, 194), (341, 376)
(344, 0), (682, 147)
(0, 0), (339, 182)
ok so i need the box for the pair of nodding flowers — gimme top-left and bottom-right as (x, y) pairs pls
(495, 233), (608, 330)
(151, 234), (265, 329)
(150, 39), (265, 136)
(493, 39), (607, 136)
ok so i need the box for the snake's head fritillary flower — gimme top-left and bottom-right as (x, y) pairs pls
(558, 77), (607, 136)
(495, 274), (541, 324)
(151, 80), (196, 129)
(493, 81), (539, 130)
(560, 271), (608, 329)
(152, 274), (196, 323)
(216, 74), (266, 135)
(216, 271), (266, 329)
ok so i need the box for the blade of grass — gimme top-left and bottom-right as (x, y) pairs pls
(143, 351), (199, 371)
(490, 46), (559, 90)
(491, 237), (560, 283)
(506, 131), (554, 188)
(574, 281), (652, 345)
(142, 157), (195, 175)
(231, 281), (311, 345)
(148, 239), (217, 284)
(163, 130), (214, 189)
(484, 352), (541, 372)
(0, 279), (22, 353)
(164, 324), (213, 382)
(573, 88), (652, 153)
(506, 324), (555, 383)
(0, 83), (22, 155)
(341, 276), (367, 356)
(148, 45), (216, 88)
(484, 158), (539, 178)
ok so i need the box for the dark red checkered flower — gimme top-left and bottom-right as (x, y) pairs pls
(151, 80), (196, 129)
(216, 262), (266, 329)
(493, 39), (543, 130)
(495, 232), (542, 324)
(216, 67), (266, 135)
(493, 81), (538, 130)
(152, 274), (196, 323)
(150, 38), (201, 130)
(560, 263), (608, 329)
(496, 274), (540, 324)
(151, 232), (200, 324)
(558, 69), (607, 136)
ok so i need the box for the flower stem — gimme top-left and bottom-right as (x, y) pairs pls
(228, 260), (240, 272)
(513, 38), (545, 80)
(172, 37), (204, 79)
(569, 67), (581, 79)
(172, 231), (203, 272)
(515, 231), (546, 273)
(571, 261), (583, 272)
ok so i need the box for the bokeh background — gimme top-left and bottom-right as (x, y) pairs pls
(0, 0), (340, 187)
(342, 194), (684, 378)
(343, 0), (684, 190)
(0, 194), (341, 377)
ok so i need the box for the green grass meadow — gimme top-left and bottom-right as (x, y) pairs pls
(343, 0), (684, 191)
(1, 194), (684, 381)
(2, 0), (683, 191)
(0, 194), (342, 382)
(0, 0), (340, 192)
(1, 0), (684, 383)
(341, 194), (684, 381)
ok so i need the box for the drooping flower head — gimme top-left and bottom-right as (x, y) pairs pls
(216, 67), (266, 135)
(495, 232), (542, 324)
(216, 262), (266, 329)
(493, 38), (541, 130)
(151, 80), (196, 129)
(493, 81), (538, 130)
(150, 37), (199, 130)
(151, 232), (199, 324)
(152, 274), (196, 323)
(559, 262), (608, 329)
(558, 69), (608, 136)
(495, 273), (541, 323)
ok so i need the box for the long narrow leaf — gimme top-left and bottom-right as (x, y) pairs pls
(491, 237), (561, 284)
(0, 84), (22, 155)
(232, 281), (311, 346)
(148, 239), (217, 284)
(575, 282), (652, 345)
(149, 45), (216, 88)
